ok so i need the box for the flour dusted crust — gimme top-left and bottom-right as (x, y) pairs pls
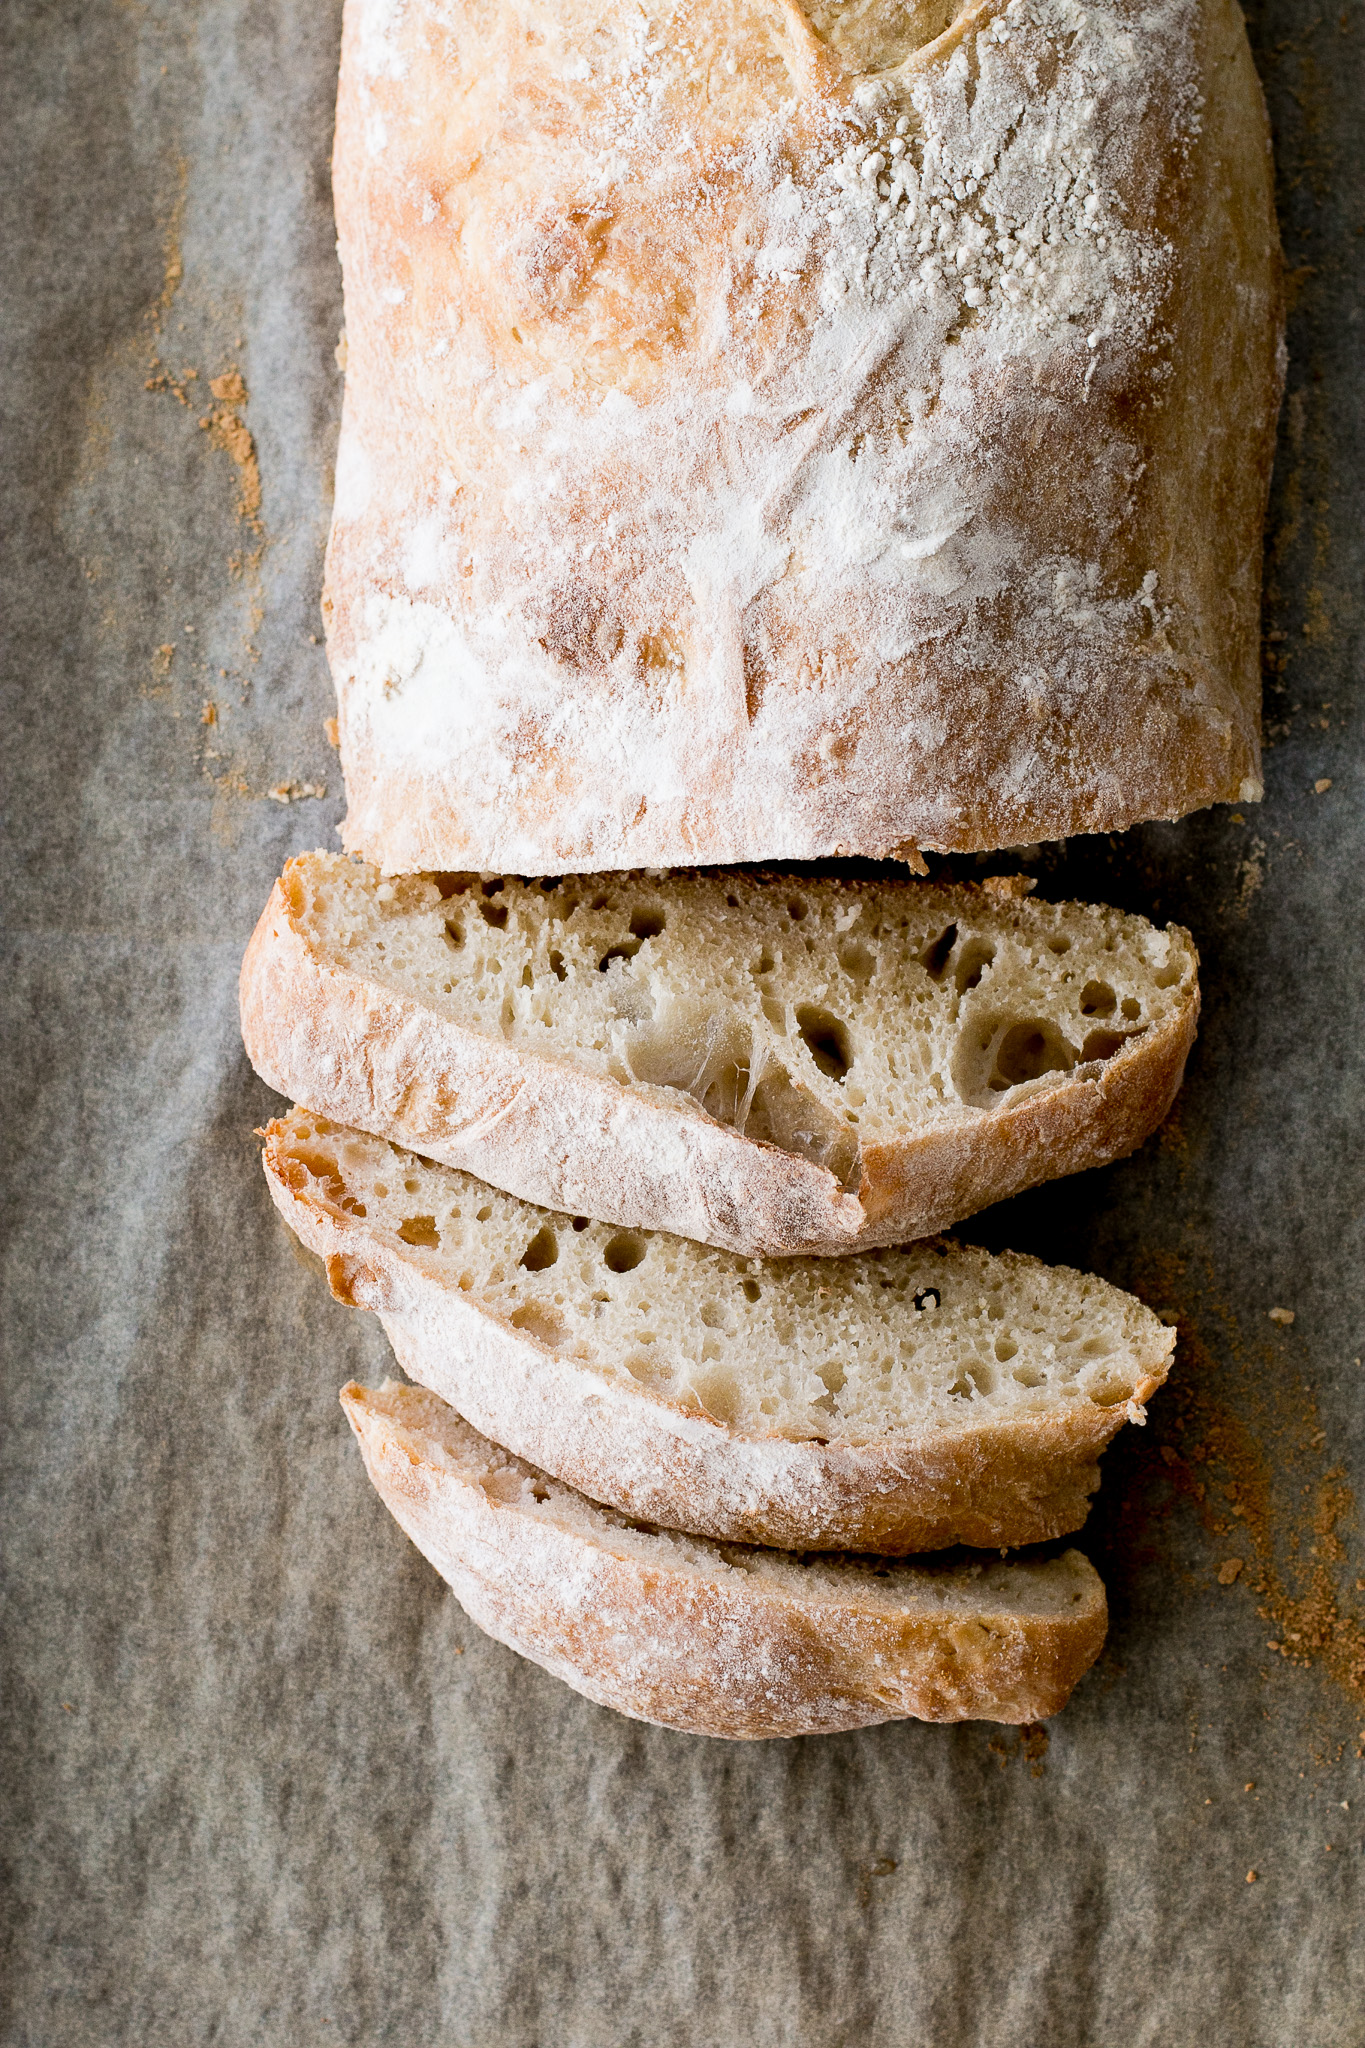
(326, 0), (1282, 873)
(263, 1111), (1176, 1552)
(240, 854), (1199, 1258)
(342, 1379), (1109, 1733)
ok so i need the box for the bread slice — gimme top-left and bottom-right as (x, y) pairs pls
(242, 854), (1198, 1258)
(265, 1110), (1175, 1553)
(342, 1379), (1108, 1736)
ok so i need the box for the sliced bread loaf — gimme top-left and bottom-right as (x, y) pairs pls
(342, 1379), (1109, 1737)
(266, 1111), (1175, 1553)
(242, 854), (1198, 1257)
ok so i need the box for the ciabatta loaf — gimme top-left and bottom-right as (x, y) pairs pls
(342, 1380), (1108, 1735)
(327, 0), (1281, 872)
(266, 1111), (1175, 1553)
(242, 855), (1198, 1257)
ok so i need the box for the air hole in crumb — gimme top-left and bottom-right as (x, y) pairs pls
(479, 901), (508, 929)
(994, 1335), (1019, 1361)
(742, 1279), (761, 1303)
(374, 1183), (388, 1198)
(955, 937), (996, 993)
(603, 1231), (646, 1273)
(481, 878), (505, 896)
(404, 1179), (419, 1194)
(398, 1215), (439, 1247)
(1080, 980), (1116, 1017)
(818, 1360), (846, 1397)
(476, 1204), (493, 1222)
(726, 894), (740, 907)
(921, 924), (957, 979)
(443, 920), (465, 951)
(629, 908), (665, 941)
(572, 1216), (590, 1231)
(1047, 934), (1072, 954)
(753, 948), (775, 975)
(699, 1301), (726, 1328)
(990, 1019), (1076, 1091)
(836, 935), (876, 983)
(528, 1481), (550, 1501)
(1012, 1363), (1044, 1387)
(796, 1005), (852, 1082)
(1153, 961), (1182, 988)
(598, 940), (641, 970)
(549, 949), (567, 981)
(510, 1303), (566, 1348)
(1121, 996), (1141, 1020)
(1081, 1028), (1128, 1063)
(520, 1225), (559, 1271)
(914, 1287), (941, 1312)
(787, 896), (808, 921)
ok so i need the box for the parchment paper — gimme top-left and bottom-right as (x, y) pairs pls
(2, 4), (1362, 2042)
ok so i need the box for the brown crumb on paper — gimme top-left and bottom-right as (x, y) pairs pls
(980, 873), (1038, 901)
(324, 716), (339, 750)
(1268, 1308), (1295, 1326)
(198, 368), (262, 531)
(152, 643), (174, 676)
(268, 780), (326, 804)
(200, 701), (217, 726)
(1314, 778), (1332, 794)
(1218, 1559), (1244, 1585)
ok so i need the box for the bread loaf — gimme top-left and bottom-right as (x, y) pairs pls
(241, 854), (1199, 1257)
(265, 1109), (1175, 1552)
(342, 1378), (1109, 1735)
(326, 0), (1281, 872)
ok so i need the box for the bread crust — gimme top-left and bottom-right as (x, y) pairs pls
(325, 0), (1282, 872)
(342, 1380), (1110, 1735)
(263, 1126), (1174, 1553)
(241, 869), (1199, 1258)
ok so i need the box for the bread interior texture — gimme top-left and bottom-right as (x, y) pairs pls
(285, 855), (1196, 1190)
(274, 1110), (1173, 1445)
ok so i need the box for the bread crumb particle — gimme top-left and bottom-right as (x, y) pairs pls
(1314, 778), (1332, 793)
(1246, 1870), (1258, 1883)
(1268, 1307), (1295, 1325)
(324, 716), (340, 750)
(200, 701), (217, 726)
(1218, 1559), (1244, 1584)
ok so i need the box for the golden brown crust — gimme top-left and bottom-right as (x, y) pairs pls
(240, 869), (1199, 1258)
(324, 0), (1281, 872)
(261, 1122), (1175, 1553)
(341, 1379), (1110, 1734)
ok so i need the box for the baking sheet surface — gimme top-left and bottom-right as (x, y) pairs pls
(2, 4), (1362, 2041)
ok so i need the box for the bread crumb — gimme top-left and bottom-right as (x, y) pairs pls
(324, 716), (340, 750)
(1218, 1559), (1244, 1584)
(1268, 1307), (1295, 1325)
(980, 873), (1037, 901)
(200, 701), (217, 726)
(268, 779), (327, 804)
(1246, 1870), (1258, 1883)
(1314, 778), (1332, 794)
(152, 643), (174, 676)
(1245, 1782), (1255, 1792)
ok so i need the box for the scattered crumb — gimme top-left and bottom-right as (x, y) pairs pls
(1268, 1308), (1295, 1326)
(198, 368), (262, 530)
(152, 643), (174, 676)
(324, 716), (340, 750)
(1245, 1782), (1255, 1792)
(200, 701), (217, 726)
(268, 780), (327, 804)
(1314, 778), (1333, 794)
(1218, 1559), (1244, 1585)
(1246, 1870), (1258, 1884)
(980, 873), (1037, 901)
(335, 329), (349, 371)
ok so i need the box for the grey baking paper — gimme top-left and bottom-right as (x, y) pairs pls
(2, 4), (1362, 2042)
